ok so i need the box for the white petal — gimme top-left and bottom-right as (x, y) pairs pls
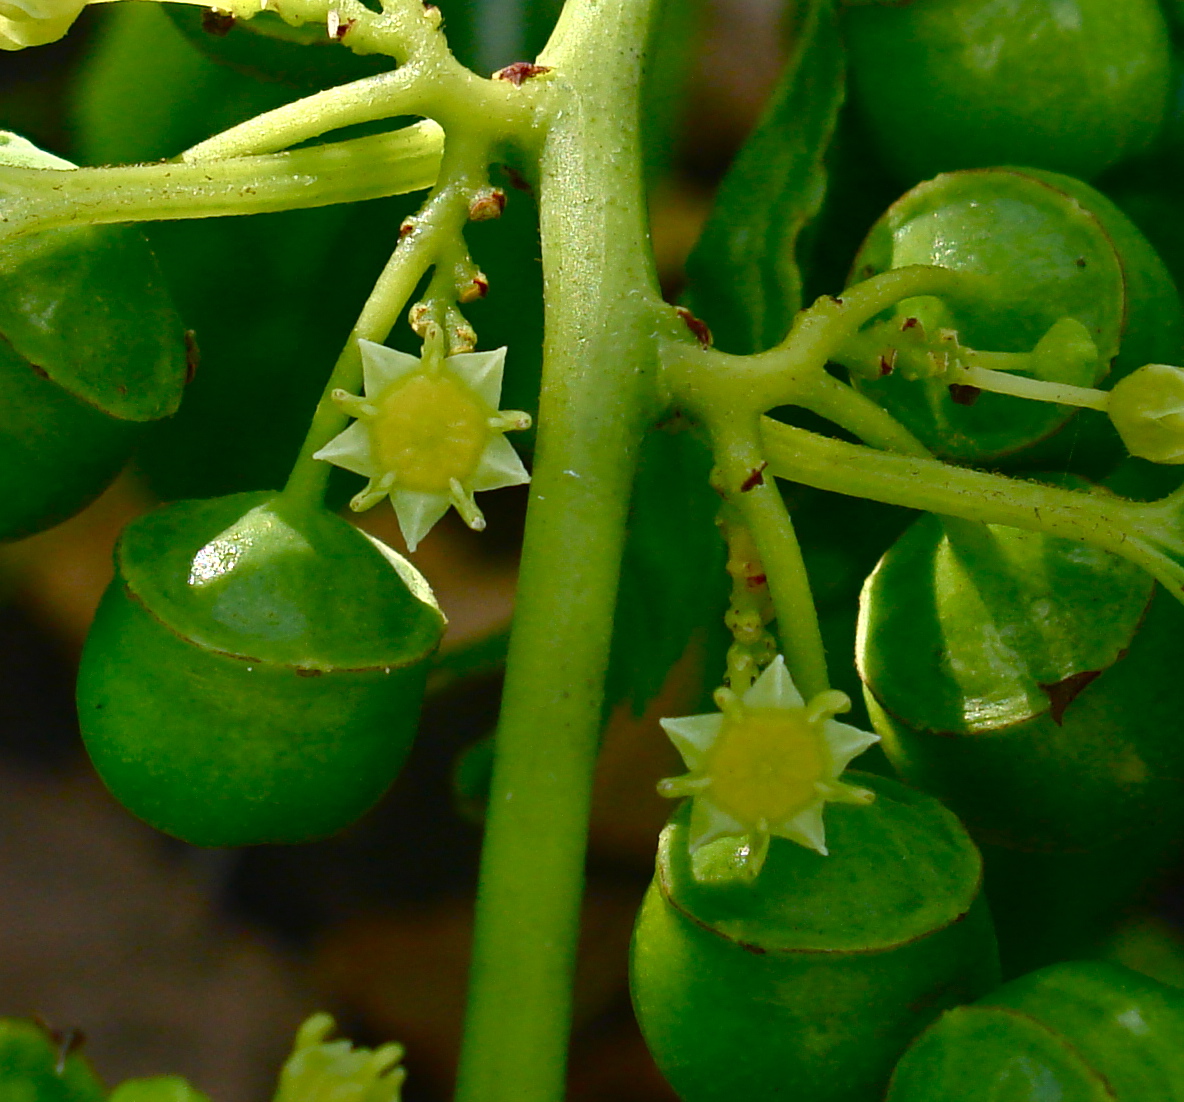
(312, 422), (377, 478)
(659, 713), (723, 772)
(772, 801), (827, 855)
(470, 434), (530, 493)
(743, 655), (804, 710)
(447, 347), (507, 408)
(688, 797), (746, 853)
(390, 489), (451, 551)
(358, 339), (421, 396)
(823, 720), (880, 771)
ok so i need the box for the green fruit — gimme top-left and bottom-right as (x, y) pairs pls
(858, 512), (1184, 851)
(162, 6), (394, 91)
(844, 0), (1172, 183)
(0, 1019), (105, 1102)
(0, 132), (189, 541)
(848, 167), (1183, 468)
(887, 962), (1184, 1100)
(77, 491), (445, 847)
(630, 772), (999, 1102)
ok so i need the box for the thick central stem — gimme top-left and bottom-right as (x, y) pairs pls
(453, 1), (666, 1099)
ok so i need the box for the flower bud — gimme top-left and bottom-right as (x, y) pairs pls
(1109, 362), (1184, 463)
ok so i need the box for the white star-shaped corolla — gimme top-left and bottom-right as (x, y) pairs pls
(313, 338), (531, 551)
(0, 0), (85, 49)
(658, 656), (880, 873)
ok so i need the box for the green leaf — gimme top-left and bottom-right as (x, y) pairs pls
(682, 0), (844, 354)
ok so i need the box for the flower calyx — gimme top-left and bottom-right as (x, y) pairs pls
(658, 656), (879, 877)
(0, 0), (85, 50)
(313, 332), (531, 550)
(274, 1014), (405, 1102)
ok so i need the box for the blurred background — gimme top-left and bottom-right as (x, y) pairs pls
(3, 2), (1184, 1100)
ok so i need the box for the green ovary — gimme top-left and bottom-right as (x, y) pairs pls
(371, 373), (490, 493)
(705, 709), (826, 825)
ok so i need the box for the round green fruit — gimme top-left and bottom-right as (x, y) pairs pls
(848, 167), (1183, 468)
(0, 132), (189, 541)
(858, 513), (1184, 851)
(77, 491), (445, 847)
(844, 0), (1172, 183)
(630, 773), (999, 1102)
(887, 962), (1184, 1100)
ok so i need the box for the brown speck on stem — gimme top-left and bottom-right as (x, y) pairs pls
(740, 463), (767, 492)
(201, 8), (236, 35)
(494, 62), (553, 86)
(399, 217), (416, 239)
(901, 316), (920, 331)
(332, 15), (356, 38)
(1040, 668), (1102, 725)
(746, 573), (767, 589)
(860, 264), (877, 279)
(184, 330), (200, 384)
(675, 306), (712, 347)
(460, 274), (489, 303)
(948, 383), (981, 406)
(879, 349), (896, 376)
(469, 189), (507, 222)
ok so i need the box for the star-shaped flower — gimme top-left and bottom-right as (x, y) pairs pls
(658, 656), (880, 874)
(313, 338), (531, 550)
(0, 0), (85, 49)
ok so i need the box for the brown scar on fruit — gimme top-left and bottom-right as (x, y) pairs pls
(1039, 668), (1102, 726)
(901, 316), (920, 331)
(746, 573), (767, 589)
(501, 165), (533, 194)
(184, 330), (201, 384)
(295, 667), (325, 678)
(740, 463), (767, 492)
(948, 383), (981, 406)
(494, 62), (553, 86)
(675, 307), (712, 347)
(201, 8), (236, 34)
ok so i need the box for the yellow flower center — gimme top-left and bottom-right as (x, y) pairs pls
(370, 372), (490, 494)
(704, 707), (829, 826)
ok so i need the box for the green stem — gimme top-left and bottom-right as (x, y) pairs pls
(453, 0), (667, 1097)
(760, 417), (1184, 594)
(0, 125), (442, 243)
(711, 420), (830, 699)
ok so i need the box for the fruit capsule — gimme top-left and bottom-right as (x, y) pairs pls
(887, 962), (1184, 1100)
(847, 167), (1184, 468)
(630, 772), (999, 1102)
(0, 132), (189, 541)
(858, 513), (1184, 852)
(844, 0), (1172, 184)
(77, 491), (445, 846)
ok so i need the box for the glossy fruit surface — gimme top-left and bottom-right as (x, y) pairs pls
(844, 0), (1172, 184)
(163, 6), (395, 90)
(887, 962), (1184, 1100)
(849, 167), (1183, 468)
(0, 1019), (105, 1102)
(858, 512), (1184, 852)
(77, 491), (445, 847)
(0, 132), (189, 541)
(630, 772), (999, 1102)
